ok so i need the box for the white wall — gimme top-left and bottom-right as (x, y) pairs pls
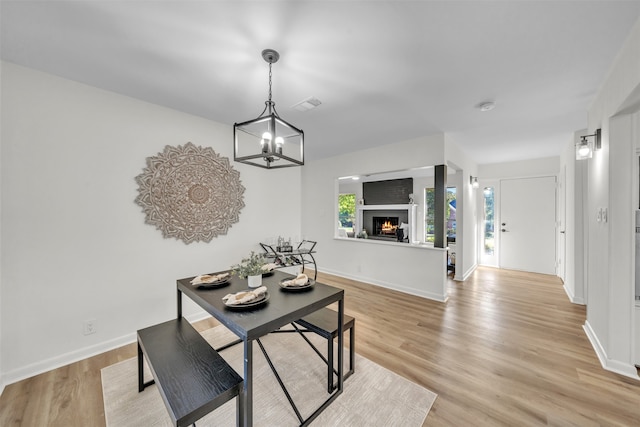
(0, 62), (3, 393)
(0, 62), (302, 386)
(301, 135), (448, 301)
(445, 137), (479, 280)
(478, 156), (560, 179)
(584, 16), (640, 379)
(338, 181), (361, 199)
(608, 114), (638, 366)
(560, 131), (587, 305)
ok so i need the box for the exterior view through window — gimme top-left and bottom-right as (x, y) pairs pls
(483, 187), (495, 255)
(338, 193), (356, 234)
(424, 187), (456, 243)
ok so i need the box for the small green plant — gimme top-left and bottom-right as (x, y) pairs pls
(231, 251), (267, 278)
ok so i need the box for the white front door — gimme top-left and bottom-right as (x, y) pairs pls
(500, 176), (557, 275)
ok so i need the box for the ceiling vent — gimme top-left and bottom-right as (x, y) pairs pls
(292, 97), (322, 112)
(476, 101), (496, 112)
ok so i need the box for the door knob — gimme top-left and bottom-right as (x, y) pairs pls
(501, 229), (508, 232)
(560, 231), (565, 234)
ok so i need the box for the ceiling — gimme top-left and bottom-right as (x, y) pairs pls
(2, 1), (639, 165)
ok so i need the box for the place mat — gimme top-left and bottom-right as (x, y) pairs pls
(102, 325), (436, 426)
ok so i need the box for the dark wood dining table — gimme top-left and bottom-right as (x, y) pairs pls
(176, 270), (345, 427)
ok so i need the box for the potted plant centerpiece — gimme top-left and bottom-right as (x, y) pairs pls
(232, 251), (267, 288)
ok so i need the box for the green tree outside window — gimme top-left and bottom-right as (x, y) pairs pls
(424, 187), (456, 242)
(338, 193), (356, 232)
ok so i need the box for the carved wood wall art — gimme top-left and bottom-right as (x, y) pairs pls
(135, 142), (245, 244)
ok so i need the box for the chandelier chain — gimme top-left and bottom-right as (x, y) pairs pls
(268, 62), (273, 103)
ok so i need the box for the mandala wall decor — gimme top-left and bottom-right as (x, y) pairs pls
(135, 142), (245, 244)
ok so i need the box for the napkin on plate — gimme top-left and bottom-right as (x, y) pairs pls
(190, 272), (230, 285)
(261, 263), (278, 272)
(222, 286), (268, 305)
(281, 273), (309, 287)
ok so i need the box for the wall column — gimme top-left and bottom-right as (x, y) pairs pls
(434, 164), (447, 248)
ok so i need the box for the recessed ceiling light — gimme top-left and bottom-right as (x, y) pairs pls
(292, 97), (322, 112)
(476, 101), (496, 112)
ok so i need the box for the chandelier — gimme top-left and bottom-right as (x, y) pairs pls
(233, 49), (304, 169)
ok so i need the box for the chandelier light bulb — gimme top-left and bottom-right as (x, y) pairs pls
(275, 136), (283, 154)
(262, 132), (272, 140)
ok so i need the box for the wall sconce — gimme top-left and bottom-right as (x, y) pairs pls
(575, 128), (601, 160)
(470, 176), (479, 189)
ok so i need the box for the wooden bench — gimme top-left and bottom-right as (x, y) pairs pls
(294, 308), (355, 393)
(137, 318), (243, 427)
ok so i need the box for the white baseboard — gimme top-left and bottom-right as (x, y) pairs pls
(2, 331), (137, 387)
(318, 268), (448, 302)
(563, 284), (585, 305)
(1, 310), (213, 390)
(458, 263), (477, 281)
(583, 320), (640, 380)
(184, 310), (213, 324)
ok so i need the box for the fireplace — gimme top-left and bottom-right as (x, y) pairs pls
(357, 204), (415, 243)
(373, 216), (399, 238)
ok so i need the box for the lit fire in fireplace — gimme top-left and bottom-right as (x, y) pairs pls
(381, 220), (397, 233)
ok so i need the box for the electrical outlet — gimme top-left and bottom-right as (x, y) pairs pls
(83, 319), (97, 335)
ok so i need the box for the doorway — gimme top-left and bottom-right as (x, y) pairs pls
(500, 176), (557, 275)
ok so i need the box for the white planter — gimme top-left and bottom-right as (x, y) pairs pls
(247, 275), (262, 288)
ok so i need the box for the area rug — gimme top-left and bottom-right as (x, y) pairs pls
(102, 325), (436, 426)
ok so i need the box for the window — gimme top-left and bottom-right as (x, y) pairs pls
(424, 187), (456, 242)
(446, 187), (456, 240)
(483, 187), (495, 255)
(338, 193), (356, 233)
(425, 188), (434, 242)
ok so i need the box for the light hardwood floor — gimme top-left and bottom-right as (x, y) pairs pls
(1, 267), (639, 426)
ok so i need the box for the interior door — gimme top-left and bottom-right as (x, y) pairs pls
(500, 176), (557, 275)
(558, 167), (566, 281)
